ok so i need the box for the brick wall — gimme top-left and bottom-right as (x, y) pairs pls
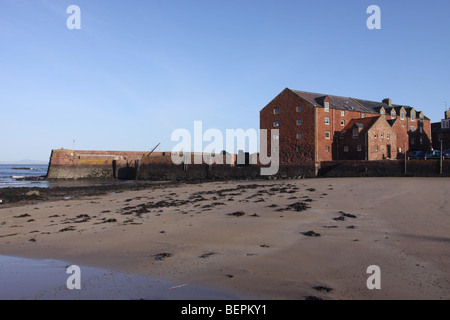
(47, 149), (148, 179)
(260, 88), (316, 166)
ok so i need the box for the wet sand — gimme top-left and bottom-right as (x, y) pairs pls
(0, 255), (242, 300)
(0, 177), (449, 300)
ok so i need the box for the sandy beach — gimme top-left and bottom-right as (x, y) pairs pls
(0, 177), (449, 300)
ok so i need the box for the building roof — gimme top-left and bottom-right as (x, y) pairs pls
(292, 90), (371, 113)
(289, 89), (430, 119)
(341, 117), (380, 135)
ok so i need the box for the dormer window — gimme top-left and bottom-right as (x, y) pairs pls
(401, 112), (405, 120)
(352, 128), (359, 138)
(411, 113), (415, 121)
(361, 113), (365, 118)
(324, 102), (330, 112)
(391, 111), (396, 119)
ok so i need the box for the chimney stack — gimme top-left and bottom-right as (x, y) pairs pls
(382, 98), (392, 106)
(445, 109), (450, 119)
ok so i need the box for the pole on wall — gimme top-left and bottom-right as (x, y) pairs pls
(440, 139), (443, 175)
(404, 142), (407, 174)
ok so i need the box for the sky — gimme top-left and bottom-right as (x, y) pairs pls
(1, 0), (449, 162)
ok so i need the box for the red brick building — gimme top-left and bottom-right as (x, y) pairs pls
(338, 117), (398, 160)
(260, 88), (432, 165)
(431, 109), (450, 151)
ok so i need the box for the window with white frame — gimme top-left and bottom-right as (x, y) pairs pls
(401, 112), (405, 120)
(361, 113), (365, 118)
(325, 117), (330, 125)
(324, 102), (330, 112)
(411, 126), (415, 132)
(341, 120), (345, 126)
(341, 111), (345, 117)
(325, 146), (330, 152)
(411, 113), (415, 121)
(325, 131), (331, 139)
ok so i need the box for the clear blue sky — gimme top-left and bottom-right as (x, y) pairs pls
(1, 0), (449, 162)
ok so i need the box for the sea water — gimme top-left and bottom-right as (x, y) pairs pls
(0, 164), (49, 188)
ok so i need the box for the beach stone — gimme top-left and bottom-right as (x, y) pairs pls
(26, 191), (40, 197)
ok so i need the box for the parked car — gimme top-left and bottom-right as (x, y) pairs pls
(443, 149), (450, 158)
(424, 150), (441, 159)
(408, 151), (425, 159)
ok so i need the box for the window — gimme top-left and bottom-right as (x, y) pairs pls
(381, 110), (385, 115)
(361, 113), (365, 118)
(357, 145), (362, 152)
(411, 113), (415, 121)
(297, 119), (302, 125)
(381, 133), (384, 139)
(341, 111), (345, 117)
(325, 117), (330, 125)
(420, 127), (423, 133)
(353, 128), (359, 138)
(296, 106), (302, 112)
(325, 131), (331, 139)
(420, 137), (423, 145)
(341, 120), (345, 126)
(374, 134), (378, 139)
(411, 126), (415, 132)
(274, 108), (279, 115)
(297, 133), (302, 139)
(297, 146), (303, 152)
(401, 112), (405, 120)
(325, 146), (330, 152)
(324, 102), (330, 112)
(274, 121), (279, 127)
(375, 146), (379, 152)
(387, 134), (390, 140)
(391, 111), (396, 119)
(344, 146), (349, 152)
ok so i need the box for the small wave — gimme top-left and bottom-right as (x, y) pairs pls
(12, 176), (25, 179)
